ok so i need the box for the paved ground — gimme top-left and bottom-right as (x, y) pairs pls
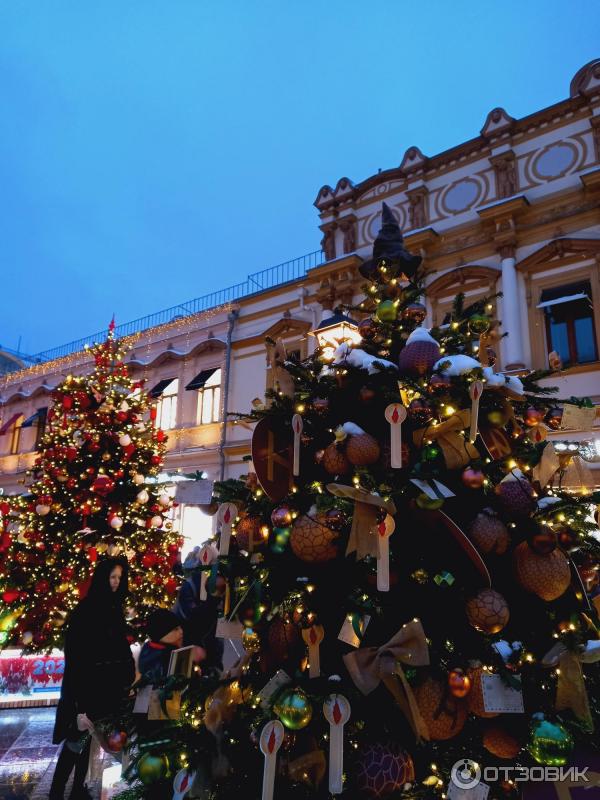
(0, 708), (113, 800)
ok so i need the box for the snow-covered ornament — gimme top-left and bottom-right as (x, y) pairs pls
(158, 492), (171, 507)
(341, 422), (380, 466)
(433, 353), (480, 376)
(332, 343), (397, 375)
(119, 434), (132, 447)
(136, 489), (149, 504)
(110, 515), (124, 529)
(150, 515), (163, 528)
(36, 504), (51, 516)
(398, 328), (441, 376)
(133, 473), (145, 485)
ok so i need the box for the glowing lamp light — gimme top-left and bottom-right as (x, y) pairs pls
(309, 313), (361, 361)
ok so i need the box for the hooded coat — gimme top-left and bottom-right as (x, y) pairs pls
(53, 557), (135, 744)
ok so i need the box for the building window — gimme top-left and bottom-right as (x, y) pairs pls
(34, 408), (48, 450)
(196, 369), (222, 425)
(539, 281), (598, 367)
(10, 416), (23, 455)
(154, 378), (179, 430)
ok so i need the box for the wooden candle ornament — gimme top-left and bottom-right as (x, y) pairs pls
(376, 514), (395, 592)
(469, 381), (483, 443)
(301, 624), (324, 678)
(292, 413), (303, 477)
(259, 720), (285, 800)
(198, 543), (219, 601)
(384, 404), (407, 468)
(217, 502), (238, 556)
(323, 694), (351, 795)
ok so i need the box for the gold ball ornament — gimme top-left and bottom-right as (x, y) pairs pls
(274, 688), (313, 730)
(414, 678), (467, 740)
(290, 511), (338, 563)
(242, 627), (261, 654)
(513, 541), (570, 601)
(448, 668), (471, 698)
(469, 510), (510, 555)
(466, 589), (509, 634)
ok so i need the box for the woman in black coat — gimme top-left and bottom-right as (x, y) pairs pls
(49, 557), (135, 800)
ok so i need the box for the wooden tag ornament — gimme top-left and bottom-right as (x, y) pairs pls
(302, 624), (324, 678)
(259, 720), (285, 800)
(217, 502), (238, 556)
(384, 404), (407, 468)
(323, 694), (351, 795)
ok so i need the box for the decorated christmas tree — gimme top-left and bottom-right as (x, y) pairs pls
(122, 204), (599, 799)
(0, 321), (181, 651)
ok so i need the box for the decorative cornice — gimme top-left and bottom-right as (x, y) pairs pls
(517, 237), (600, 273)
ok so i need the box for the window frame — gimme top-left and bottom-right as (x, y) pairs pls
(154, 378), (179, 431)
(9, 415), (24, 455)
(196, 368), (222, 426)
(528, 264), (600, 371)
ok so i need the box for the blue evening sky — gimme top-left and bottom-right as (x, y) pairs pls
(1, 1), (598, 355)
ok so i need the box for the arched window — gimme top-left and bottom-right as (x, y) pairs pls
(427, 266), (501, 327)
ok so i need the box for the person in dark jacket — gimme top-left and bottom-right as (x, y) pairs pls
(49, 557), (135, 800)
(138, 609), (183, 682)
(173, 571), (224, 670)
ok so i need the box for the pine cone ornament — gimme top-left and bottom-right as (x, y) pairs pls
(323, 443), (351, 475)
(483, 724), (522, 759)
(494, 470), (536, 519)
(356, 742), (415, 798)
(465, 589), (509, 634)
(398, 328), (441, 377)
(469, 509), (510, 555)
(466, 665), (499, 718)
(290, 509), (338, 563)
(414, 678), (468, 740)
(513, 540), (570, 601)
(343, 423), (380, 466)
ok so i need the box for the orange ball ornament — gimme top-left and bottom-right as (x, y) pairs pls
(448, 668), (472, 698)
(290, 510), (338, 563)
(466, 589), (509, 634)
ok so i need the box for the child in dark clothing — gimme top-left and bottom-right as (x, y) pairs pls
(173, 572), (224, 670)
(138, 609), (183, 682)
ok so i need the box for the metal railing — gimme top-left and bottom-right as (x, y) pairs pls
(32, 250), (324, 362)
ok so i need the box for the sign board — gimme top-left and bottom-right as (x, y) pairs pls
(175, 480), (214, 505)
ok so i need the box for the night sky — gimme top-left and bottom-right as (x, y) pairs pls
(1, 1), (598, 354)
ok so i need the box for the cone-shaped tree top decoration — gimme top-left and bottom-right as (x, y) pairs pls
(359, 201), (422, 279)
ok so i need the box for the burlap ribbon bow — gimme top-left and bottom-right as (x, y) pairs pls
(343, 619), (430, 742)
(413, 410), (478, 470)
(326, 483), (396, 558)
(542, 640), (600, 733)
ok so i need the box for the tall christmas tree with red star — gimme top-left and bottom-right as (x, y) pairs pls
(0, 321), (181, 650)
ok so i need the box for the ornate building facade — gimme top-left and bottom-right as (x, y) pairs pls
(1, 59), (599, 546)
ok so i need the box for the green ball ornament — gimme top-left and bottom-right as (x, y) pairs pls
(468, 313), (491, 334)
(421, 444), (441, 462)
(274, 688), (313, 730)
(486, 408), (509, 428)
(138, 753), (170, 785)
(528, 716), (573, 766)
(271, 527), (291, 554)
(415, 493), (444, 511)
(375, 300), (398, 323)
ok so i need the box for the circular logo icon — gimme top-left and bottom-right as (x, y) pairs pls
(451, 759), (481, 790)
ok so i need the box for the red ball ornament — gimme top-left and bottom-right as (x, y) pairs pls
(529, 527), (558, 555)
(65, 447), (78, 462)
(35, 580), (50, 594)
(401, 302), (427, 324)
(106, 731), (127, 753)
(312, 397), (330, 415)
(358, 317), (377, 340)
(62, 395), (73, 410)
(428, 373), (451, 394)
(462, 467), (485, 489)
(2, 590), (20, 604)
(397, 329), (441, 377)
(408, 398), (433, 426)
(271, 506), (293, 528)
(151, 455), (161, 465)
(448, 668), (472, 698)
(524, 406), (544, 427)
(545, 407), (563, 430)
(116, 411), (128, 422)
(91, 475), (115, 497)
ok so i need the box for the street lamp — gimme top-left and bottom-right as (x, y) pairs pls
(309, 312), (361, 361)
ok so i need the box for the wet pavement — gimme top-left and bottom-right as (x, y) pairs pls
(0, 708), (113, 800)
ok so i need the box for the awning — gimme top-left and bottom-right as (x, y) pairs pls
(185, 368), (218, 391)
(537, 292), (588, 309)
(0, 413), (22, 436)
(21, 408), (47, 428)
(148, 378), (176, 398)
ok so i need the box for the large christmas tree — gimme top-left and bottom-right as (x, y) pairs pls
(124, 207), (599, 798)
(0, 322), (181, 651)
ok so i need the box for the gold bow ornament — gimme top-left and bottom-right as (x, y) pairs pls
(326, 483), (396, 559)
(413, 410), (478, 470)
(542, 639), (600, 733)
(343, 618), (430, 742)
